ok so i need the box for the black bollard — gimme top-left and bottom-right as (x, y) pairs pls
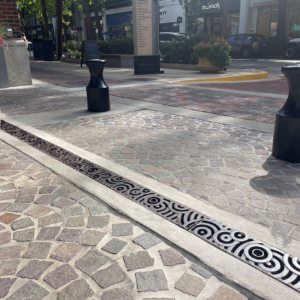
(272, 63), (300, 163)
(85, 59), (110, 112)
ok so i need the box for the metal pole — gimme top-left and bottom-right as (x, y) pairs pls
(56, 0), (62, 61)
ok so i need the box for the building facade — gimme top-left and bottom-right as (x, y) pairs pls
(0, 0), (21, 38)
(240, 0), (300, 39)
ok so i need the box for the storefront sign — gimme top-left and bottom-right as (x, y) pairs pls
(159, 2), (184, 25)
(202, 2), (221, 10)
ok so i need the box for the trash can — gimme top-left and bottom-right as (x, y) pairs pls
(33, 39), (54, 61)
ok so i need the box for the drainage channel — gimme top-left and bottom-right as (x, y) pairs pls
(1, 119), (300, 293)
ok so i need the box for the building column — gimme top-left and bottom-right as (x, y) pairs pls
(102, 9), (107, 40)
(239, 0), (250, 34)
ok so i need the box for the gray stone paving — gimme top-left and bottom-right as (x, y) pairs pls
(36, 110), (300, 239)
(0, 140), (248, 299)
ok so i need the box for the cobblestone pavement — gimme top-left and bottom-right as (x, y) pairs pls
(0, 141), (248, 299)
(202, 77), (288, 95)
(109, 85), (285, 124)
(36, 110), (300, 244)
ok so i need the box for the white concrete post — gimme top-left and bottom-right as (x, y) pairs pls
(239, 0), (250, 34)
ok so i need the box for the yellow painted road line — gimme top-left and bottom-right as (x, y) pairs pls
(166, 71), (268, 84)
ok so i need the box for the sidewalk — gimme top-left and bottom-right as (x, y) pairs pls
(0, 139), (246, 300)
(0, 61), (300, 299)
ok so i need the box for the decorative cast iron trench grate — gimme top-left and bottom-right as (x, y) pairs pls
(1, 120), (300, 293)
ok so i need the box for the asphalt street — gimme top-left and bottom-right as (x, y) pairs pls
(229, 58), (300, 74)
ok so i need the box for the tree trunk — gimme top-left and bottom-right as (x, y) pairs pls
(94, 6), (103, 40)
(277, 0), (287, 43)
(41, 0), (49, 38)
(83, 0), (93, 40)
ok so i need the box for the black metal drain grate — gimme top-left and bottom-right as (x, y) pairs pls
(1, 120), (300, 293)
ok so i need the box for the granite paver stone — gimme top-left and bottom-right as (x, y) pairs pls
(34, 195), (57, 205)
(63, 206), (84, 217)
(11, 217), (34, 231)
(57, 279), (94, 300)
(88, 204), (107, 215)
(102, 238), (127, 254)
(207, 285), (248, 300)
(87, 215), (110, 228)
(159, 248), (186, 266)
(37, 226), (60, 240)
(17, 260), (53, 279)
(77, 230), (106, 246)
(0, 202), (11, 212)
(57, 228), (83, 242)
(75, 249), (110, 275)
(112, 223), (133, 236)
(51, 243), (83, 262)
(136, 269), (168, 292)
(15, 195), (35, 203)
(44, 264), (79, 289)
(6, 280), (49, 300)
(174, 272), (206, 296)
(8, 203), (30, 213)
(0, 213), (20, 225)
(51, 197), (74, 208)
(13, 228), (35, 242)
(123, 251), (155, 271)
(66, 215), (85, 227)
(92, 263), (127, 288)
(0, 278), (16, 298)
(25, 206), (52, 218)
(38, 213), (63, 227)
(101, 287), (134, 300)
(133, 232), (161, 249)
(0, 259), (20, 276)
(0, 245), (22, 260)
(23, 242), (52, 259)
(0, 231), (11, 245)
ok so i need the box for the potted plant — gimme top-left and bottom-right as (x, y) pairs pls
(193, 37), (231, 73)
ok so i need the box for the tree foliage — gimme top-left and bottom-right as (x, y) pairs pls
(16, 0), (72, 24)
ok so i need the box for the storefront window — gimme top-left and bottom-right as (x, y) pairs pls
(227, 14), (239, 36)
(287, 2), (300, 39)
(206, 17), (211, 34)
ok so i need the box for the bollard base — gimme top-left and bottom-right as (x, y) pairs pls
(272, 113), (300, 163)
(86, 87), (110, 112)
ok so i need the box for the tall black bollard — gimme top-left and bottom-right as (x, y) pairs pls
(85, 59), (110, 112)
(272, 64), (300, 163)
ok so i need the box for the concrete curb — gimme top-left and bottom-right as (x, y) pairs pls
(166, 70), (268, 83)
(0, 120), (300, 300)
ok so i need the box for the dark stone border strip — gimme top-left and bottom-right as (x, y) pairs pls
(1, 120), (300, 293)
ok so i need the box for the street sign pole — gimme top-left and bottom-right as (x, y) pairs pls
(56, 0), (62, 61)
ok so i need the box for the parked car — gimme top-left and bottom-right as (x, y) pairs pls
(226, 34), (269, 58)
(159, 32), (187, 43)
(285, 38), (300, 59)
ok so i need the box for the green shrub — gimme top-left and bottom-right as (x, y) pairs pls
(69, 50), (81, 59)
(63, 40), (82, 52)
(160, 33), (216, 64)
(98, 37), (134, 54)
(193, 36), (231, 69)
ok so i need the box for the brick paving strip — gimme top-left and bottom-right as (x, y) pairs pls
(0, 136), (249, 299)
(2, 119), (300, 296)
